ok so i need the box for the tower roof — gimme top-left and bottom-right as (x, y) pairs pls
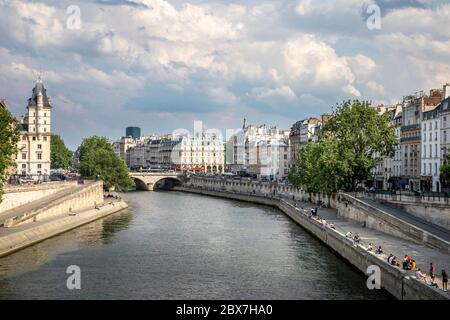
(28, 77), (51, 109)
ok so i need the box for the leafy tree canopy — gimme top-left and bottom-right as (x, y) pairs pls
(440, 154), (450, 186)
(0, 104), (20, 202)
(289, 100), (397, 193)
(51, 134), (73, 169)
(77, 136), (132, 191)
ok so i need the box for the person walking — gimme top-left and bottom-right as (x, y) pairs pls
(442, 270), (448, 291)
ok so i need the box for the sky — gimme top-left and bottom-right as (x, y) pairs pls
(0, 0), (450, 150)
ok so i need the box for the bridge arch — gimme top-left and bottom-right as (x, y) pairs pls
(131, 173), (183, 191)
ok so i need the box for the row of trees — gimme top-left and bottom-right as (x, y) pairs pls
(288, 100), (398, 193)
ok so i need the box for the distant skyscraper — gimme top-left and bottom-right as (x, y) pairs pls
(126, 127), (141, 140)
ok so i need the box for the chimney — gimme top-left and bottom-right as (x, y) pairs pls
(444, 83), (450, 100)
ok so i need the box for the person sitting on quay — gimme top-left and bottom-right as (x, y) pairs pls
(375, 246), (383, 254)
(367, 243), (374, 252)
(387, 254), (394, 264)
(402, 255), (413, 270)
(411, 259), (417, 270)
(345, 231), (353, 239)
(328, 223), (336, 230)
(388, 255), (399, 267)
(353, 233), (360, 244)
(416, 268), (427, 281)
(429, 275), (438, 288)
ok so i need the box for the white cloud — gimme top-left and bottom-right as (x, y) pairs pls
(0, 0), (449, 148)
(249, 86), (297, 101)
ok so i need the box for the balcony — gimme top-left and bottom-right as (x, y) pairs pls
(401, 124), (420, 131)
(400, 136), (420, 143)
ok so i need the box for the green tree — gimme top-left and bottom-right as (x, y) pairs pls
(289, 100), (397, 192)
(0, 102), (20, 202)
(440, 154), (450, 187)
(51, 134), (73, 169)
(77, 136), (132, 191)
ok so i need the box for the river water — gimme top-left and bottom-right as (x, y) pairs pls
(0, 191), (388, 299)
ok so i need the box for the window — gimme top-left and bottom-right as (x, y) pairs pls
(430, 145), (432, 158)
(37, 153), (42, 160)
(43, 137), (47, 141)
(429, 163), (432, 175)
(37, 144), (42, 149)
(22, 164), (26, 169)
(37, 164), (42, 169)
(22, 135), (26, 141)
(22, 153), (26, 160)
(435, 163), (438, 175)
(435, 144), (438, 158)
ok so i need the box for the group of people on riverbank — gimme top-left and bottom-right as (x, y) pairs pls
(367, 242), (448, 291)
(297, 203), (449, 293)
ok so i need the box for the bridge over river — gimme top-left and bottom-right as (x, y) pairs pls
(130, 172), (184, 191)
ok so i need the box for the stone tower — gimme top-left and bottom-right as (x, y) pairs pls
(15, 77), (52, 178)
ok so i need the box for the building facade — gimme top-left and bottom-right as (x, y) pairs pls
(400, 90), (442, 191)
(288, 114), (331, 167)
(421, 104), (441, 191)
(228, 123), (290, 180)
(391, 105), (405, 189)
(126, 132), (225, 173)
(12, 78), (52, 180)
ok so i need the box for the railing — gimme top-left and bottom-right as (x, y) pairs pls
(357, 189), (450, 201)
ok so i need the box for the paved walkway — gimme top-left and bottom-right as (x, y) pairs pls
(0, 183), (94, 226)
(287, 198), (450, 295)
(354, 194), (450, 242)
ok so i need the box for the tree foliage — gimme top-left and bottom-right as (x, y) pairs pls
(289, 100), (397, 193)
(77, 136), (132, 190)
(0, 104), (20, 202)
(51, 134), (73, 169)
(440, 154), (450, 187)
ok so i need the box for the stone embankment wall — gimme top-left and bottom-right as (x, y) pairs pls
(174, 185), (448, 300)
(370, 193), (450, 232)
(3, 181), (104, 228)
(0, 200), (128, 258)
(185, 178), (449, 252)
(0, 181), (78, 213)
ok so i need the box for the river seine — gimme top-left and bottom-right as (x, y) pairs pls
(0, 191), (388, 299)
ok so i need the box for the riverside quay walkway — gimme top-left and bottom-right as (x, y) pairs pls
(354, 195), (450, 243)
(287, 199), (450, 293)
(178, 178), (450, 299)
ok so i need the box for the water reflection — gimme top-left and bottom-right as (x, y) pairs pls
(0, 191), (389, 300)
